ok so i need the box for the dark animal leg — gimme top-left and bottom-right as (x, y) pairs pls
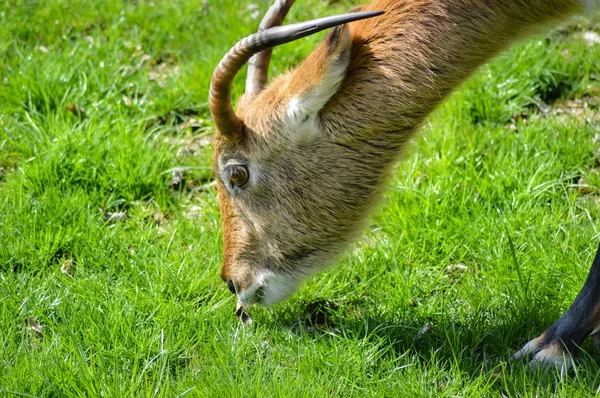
(515, 242), (600, 369)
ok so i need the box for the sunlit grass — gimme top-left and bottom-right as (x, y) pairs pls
(1, 1), (600, 396)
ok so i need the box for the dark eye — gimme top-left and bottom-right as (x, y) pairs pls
(228, 164), (249, 187)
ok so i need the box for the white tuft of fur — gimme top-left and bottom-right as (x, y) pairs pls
(284, 27), (352, 135)
(286, 97), (303, 121)
(284, 53), (347, 125)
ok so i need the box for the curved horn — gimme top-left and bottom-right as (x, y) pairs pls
(246, 0), (296, 97)
(209, 10), (385, 142)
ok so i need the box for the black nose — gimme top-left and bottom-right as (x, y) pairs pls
(226, 279), (236, 295)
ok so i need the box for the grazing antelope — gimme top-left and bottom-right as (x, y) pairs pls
(209, 0), (600, 368)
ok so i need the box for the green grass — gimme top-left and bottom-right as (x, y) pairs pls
(1, 0), (600, 396)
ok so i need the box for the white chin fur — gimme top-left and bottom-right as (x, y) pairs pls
(237, 270), (309, 307)
(260, 272), (302, 306)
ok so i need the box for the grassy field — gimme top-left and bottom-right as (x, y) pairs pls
(1, 0), (600, 396)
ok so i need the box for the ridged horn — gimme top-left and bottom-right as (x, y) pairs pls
(209, 10), (385, 142)
(245, 0), (296, 97)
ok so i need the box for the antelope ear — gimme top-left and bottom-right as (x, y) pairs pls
(285, 24), (352, 125)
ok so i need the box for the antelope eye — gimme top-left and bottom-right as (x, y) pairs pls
(228, 164), (249, 187)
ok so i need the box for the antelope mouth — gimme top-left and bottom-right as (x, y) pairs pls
(235, 300), (253, 324)
(234, 284), (271, 325)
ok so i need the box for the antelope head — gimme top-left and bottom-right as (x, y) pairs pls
(210, 1), (384, 308)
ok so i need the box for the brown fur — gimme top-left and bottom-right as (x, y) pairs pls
(213, 0), (586, 304)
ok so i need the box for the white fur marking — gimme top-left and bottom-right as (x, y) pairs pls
(261, 272), (301, 306)
(237, 269), (304, 307)
(285, 34), (350, 127)
(286, 97), (302, 120)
